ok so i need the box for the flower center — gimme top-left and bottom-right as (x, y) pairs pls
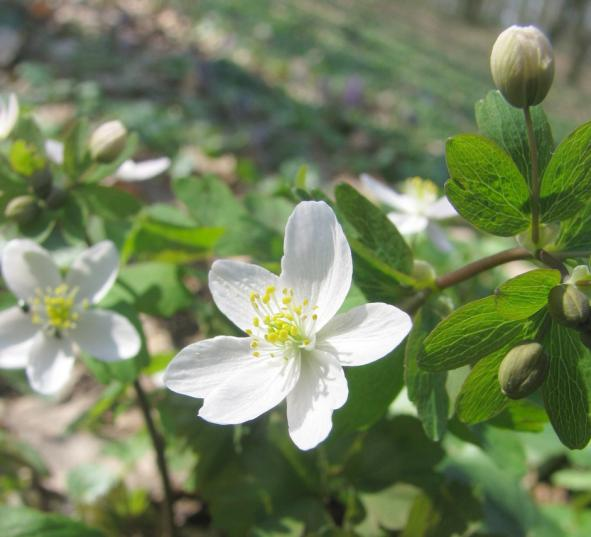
(30, 284), (83, 336)
(246, 286), (318, 358)
(402, 176), (439, 208)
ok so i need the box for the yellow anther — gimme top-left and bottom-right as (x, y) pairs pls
(282, 296), (292, 305)
(253, 317), (260, 327)
(303, 299), (309, 306)
(266, 286), (276, 295)
(312, 314), (318, 321)
(250, 340), (259, 349)
(253, 351), (261, 358)
(246, 329), (253, 335)
(262, 295), (270, 304)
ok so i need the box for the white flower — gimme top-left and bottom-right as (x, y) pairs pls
(164, 201), (412, 450)
(44, 139), (170, 182)
(0, 240), (141, 394)
(361, 174), (457, 252)
(0, 93), (19, 140)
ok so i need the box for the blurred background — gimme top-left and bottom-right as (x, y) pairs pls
(1, 0), (590, 189)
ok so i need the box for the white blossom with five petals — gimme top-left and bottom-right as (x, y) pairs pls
(0, 240), (141, 394)
(164, 201), (412, 450)
(361, 174), (458, 251)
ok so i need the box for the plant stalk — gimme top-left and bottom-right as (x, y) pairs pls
(524, 106), (541, 246)
(133, 378), (176, 537)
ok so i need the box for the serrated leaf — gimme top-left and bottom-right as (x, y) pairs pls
(495, 269), (560, 320)
(405, 306), (449, 441)
(541, 121), (591, 223)
(456, 346), (509, 424)
(445, 134), (530, 236)
(542, 322), (591, 449)
(335, 182), (413, 274)
(475, 90), (553, 185)
(555, 202), (591, 253)
(418, 296), (530, 372)
(0, 507), (104, 537)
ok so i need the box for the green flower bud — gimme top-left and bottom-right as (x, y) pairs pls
(88, 120), (127, 163)
(4, 195), (40, 224)
(45, 187), (68, 210)
(29, 169), (53, 199)
(498, 341), (549, 399)
(490, 25), (554, 108)
(412, 260), (436, 283)
(547, 285), (590, 329)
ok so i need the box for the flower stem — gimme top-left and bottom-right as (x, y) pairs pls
(133, 378), (176, 537)
(524, 106), (541, 246)
(435, 247), (532, 290)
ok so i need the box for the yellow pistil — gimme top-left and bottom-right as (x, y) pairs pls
(247, 285), (318, 358)
(402, 176), (439, 204)
(30, 284), (81, 334)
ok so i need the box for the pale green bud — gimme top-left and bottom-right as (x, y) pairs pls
(411, 260), (436, 283)
(5, 195), (40, 224)
(547, 284), (590, 330)
(498, 341), (548, 399)
(89, 120), (127, 163)
(490, 25), (554, 108)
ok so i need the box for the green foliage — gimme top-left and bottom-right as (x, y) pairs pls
(476, 90), (553, 185)
(542, 322), (591, 449)
(0, 507), (104, 537)
(540, 121), (591, 223)
(494, 269), (561, 320)
(445, 134), (530, 236)
(418, 297), (535, 372)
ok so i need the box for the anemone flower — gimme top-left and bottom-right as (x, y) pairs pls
(361, 174), (457, 252)
(165, 201), (412, 450)
(0, 240), (141, 394)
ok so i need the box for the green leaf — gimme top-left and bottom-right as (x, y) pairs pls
(495, 269), (560, 320)
(405, 305), (449, 441)
(456, 346), (509, 424)
(335, 182), (413, 274)
(541, 121), (591, 223)
(0, 506), (104, 537)
(475, 90), (553, 184)
(445, 134), (530, 236)
(116, 262), (192, 317)
(418, 296), (531, 372)
(77, 184), (142, 220)
(555, 202), (591, 253)
(67, 463), (117, 504)
(542, 321), (591, 449)
(60, 194), (87, 245)
(9, 140), (45, 176)
(489, 399), (548, 432)
(333, 346), (405, 433)
(62, 119), (90, 180)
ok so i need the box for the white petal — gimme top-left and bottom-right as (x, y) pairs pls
(165, 336), (255, 399)
(426, 223), (453, 253)
(26, 332), (75, 395)
(115, 157), (171, 182)
(387, 212), (428, 235)
(198, 352), (301, 425)
(425, 196), (458, 220)
(66, 241), (119, 304)
(209, 259), (280, 332)
(70, 310), (140, 361)
(45, 139), (64, 165)
(287, 350), (348, 450)
(0, 338), (34, 369)
(280, 201), (352, 330)
(317, 303), (411, 366)
(0, 306), (37, 350)
(0, 93), (19, 140)
(360, 174), (418, 213)
(2, 240), (61, 301)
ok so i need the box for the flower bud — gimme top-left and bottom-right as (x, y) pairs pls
(89, 120), (127, 163)
(547, 285), (590, 330)
(412, 260), (436, 282)
(29, 169), (53, 199)
(498, 341), (549, 399)
(45, 187), (68, 210)
(490, 25), (554, 108)
(4, 195), (40, 224)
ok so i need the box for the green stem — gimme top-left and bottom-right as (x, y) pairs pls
(524, 106), (541, 246)
(133, 378), (176, 537)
